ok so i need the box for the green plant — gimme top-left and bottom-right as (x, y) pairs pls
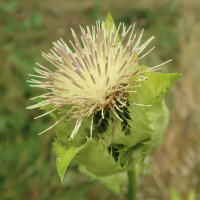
(27, 13), (181, 199)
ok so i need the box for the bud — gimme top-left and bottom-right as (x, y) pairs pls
(27, 13), (181, 182)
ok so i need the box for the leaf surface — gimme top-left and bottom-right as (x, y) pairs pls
(53, 140), (84, 182)
(73, 139), (136, 176)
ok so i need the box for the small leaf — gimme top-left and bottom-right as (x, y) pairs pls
(79, 165), (122, 194)
(170, 187), (182, 200)
(53, 140), (85, 182)
(104, 12), (121, 43)
(132, 68), (182, 105)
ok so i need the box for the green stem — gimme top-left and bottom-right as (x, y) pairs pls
(127, 170), (137, 200)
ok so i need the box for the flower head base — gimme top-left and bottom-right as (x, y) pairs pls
(27, 20), (171, 140)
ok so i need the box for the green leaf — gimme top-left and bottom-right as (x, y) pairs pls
(101, 109), (151, 149)
(40, 104), (54, 112)
(53, 139), (85, 182)
(30, 99), (57, 119)
(31, 98), (56, 118)
(104, 12), (121, 43)
(187, 189), (196, 200)
(79, 165), (122, 194)
(40, 104), (73, 120)
(73, 139), (136, 177)
(55, 115), (91, 147)
(170, 187), (182, 200)
(101, 71), (174, 149)
(144, 100), (169, 153)
(31, 98), (43, 104)
(130, 69), (181, 153)
(39, 104), (57, 120)
(100, 69), (179, 164)
(131, 67), (182, 105)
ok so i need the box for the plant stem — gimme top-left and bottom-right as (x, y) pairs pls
(127, 170), (137, 200)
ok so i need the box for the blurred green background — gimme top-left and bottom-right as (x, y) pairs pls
(0, 0), (200, 199)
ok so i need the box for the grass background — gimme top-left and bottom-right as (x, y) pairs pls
(0, 0), (200, 199)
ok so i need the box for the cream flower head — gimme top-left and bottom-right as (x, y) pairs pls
(27, 20), (171, 140)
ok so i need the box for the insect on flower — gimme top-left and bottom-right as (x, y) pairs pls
(27, 20), (171, 140)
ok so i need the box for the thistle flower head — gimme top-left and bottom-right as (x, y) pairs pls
(27, 20), (171, 139)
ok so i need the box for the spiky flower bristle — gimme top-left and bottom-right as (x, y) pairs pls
(27, 21), (171, 139)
